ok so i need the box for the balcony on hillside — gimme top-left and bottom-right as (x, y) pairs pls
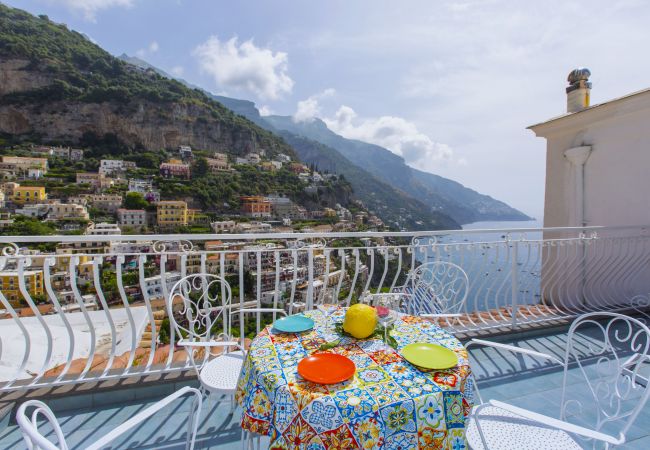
(0, 226), (649, 449)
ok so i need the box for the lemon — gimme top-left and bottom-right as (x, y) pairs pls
(343, 304), (377, 339)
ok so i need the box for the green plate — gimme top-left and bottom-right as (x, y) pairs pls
(400, 343), (458, 369)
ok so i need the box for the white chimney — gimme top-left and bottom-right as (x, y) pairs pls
(566, 68), (591, 113)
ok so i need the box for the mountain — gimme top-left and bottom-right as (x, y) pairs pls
(211, 96), (269, 129)
(263, 116), (532, 224)
(0, 5), (460, 231)
(111, 55), (462, 230)
(117, 54), (270, 129)
(279, 132), (460, 230)
(0, 5), (293, 158)
(114, 58), (527, 227)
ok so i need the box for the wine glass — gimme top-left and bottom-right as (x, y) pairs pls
(375, 294), (397, 344)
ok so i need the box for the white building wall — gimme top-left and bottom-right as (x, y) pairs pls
(530, 88), (650, 307)
(533, 91), (650, 229)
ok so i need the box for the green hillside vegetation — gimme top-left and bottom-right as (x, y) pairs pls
(159, 161), (353, 213)
(0, 3), (294, 158)
(0, 141), (354, 219)
(280, 132), (460, 231)
(265, 116), (532, 224)
(0, 4), (468, 231)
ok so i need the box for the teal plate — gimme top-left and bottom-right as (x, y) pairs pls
(273, 315), (315, 333)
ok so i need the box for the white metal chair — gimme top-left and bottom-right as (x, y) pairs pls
(466, 312), (650, 449)
(393, 261), (469, 323)
(167, 274), (286, 402)
(167, 273), (285, 449)
(16, 386), (203, 450)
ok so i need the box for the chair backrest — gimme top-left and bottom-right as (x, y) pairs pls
(560, 312), (650, 445)
(166, 273), (232, 343)
(16, 400), (67, 450)
(400, 261), (469, 315)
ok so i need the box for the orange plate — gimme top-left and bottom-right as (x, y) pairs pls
(297, 353), (356, 384)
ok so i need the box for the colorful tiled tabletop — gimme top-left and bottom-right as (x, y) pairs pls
(236, 306), (474, 449)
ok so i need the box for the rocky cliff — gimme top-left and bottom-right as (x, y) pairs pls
(0, 5), (294, 158)
(0, 87), (286, 155)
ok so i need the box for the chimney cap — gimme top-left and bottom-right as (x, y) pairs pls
(567, 67), (591, 84)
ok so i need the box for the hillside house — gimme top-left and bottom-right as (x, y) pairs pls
(211, 220), (236, 233)
(288, 162), (308, 174)
(50, 147), (84, 160)
(45, 202), (90, 221)
(142, 271), (182, 299)
(206, 157), (230, 173)
(99, 159), (136, 176)
(1, 156), (48, 172)
(15, 204), (49, 218)
(179, 145), (193, 160)
(157, 201), (189, 228)
(160, 160), (190, 179)
(76, 173), (113, 190)
(12, 186), (46, 205)
(117, 209), (147, 230)
(86, 222), (121, 236)
(87, 194), (122, 213)
(240, 196), (272, 218)
(0, 270), (44, 306)
(128, 179), (153, 194)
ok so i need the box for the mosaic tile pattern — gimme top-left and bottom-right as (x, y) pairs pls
(236, 307), (474, 449)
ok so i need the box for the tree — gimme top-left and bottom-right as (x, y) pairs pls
(191, 157), (209, 178)
(124, 192), (148, 209)
(5, 216), (56, 236)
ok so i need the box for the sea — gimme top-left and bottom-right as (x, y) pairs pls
(415, 218), (544, 312)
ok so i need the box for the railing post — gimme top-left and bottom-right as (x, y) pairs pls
(511, 239), (519, 328)
(306, 248), (314, 311)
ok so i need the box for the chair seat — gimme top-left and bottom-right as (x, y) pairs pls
(466, 406), (582, 450)
(199, 351), (245, 394)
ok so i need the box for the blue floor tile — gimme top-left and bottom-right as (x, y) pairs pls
(2, 322), (649, 449)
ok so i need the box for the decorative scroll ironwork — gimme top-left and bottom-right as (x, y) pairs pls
(0, 226), (648, 393)
(560, 313), (650, 445)
(152, 239), (195, 253)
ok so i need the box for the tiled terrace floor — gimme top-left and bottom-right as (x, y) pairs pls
(1, 321), (649, 449)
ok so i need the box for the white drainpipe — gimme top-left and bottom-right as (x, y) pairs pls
(564, 146), (592, 227)
(564, 145), (592, 305)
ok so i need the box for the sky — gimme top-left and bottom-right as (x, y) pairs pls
(7, 0), (650, 219)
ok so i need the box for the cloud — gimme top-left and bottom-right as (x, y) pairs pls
(136, 40), (159, 58)
(48, 0), (134, 21)
(324, 106), (455, 172)
(193, 36), (293, 100)
(258, 105), (274, 116)
(293, 88), (335, 123)
(170, 66), (185, 77)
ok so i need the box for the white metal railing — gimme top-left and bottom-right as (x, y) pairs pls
(0, 225), (649, 392)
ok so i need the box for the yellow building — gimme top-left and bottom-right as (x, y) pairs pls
(12, 186), (46, 205)
(157, 201), (188, 228)
(0, 270), (45, 306)
(53, 250), (93, 278)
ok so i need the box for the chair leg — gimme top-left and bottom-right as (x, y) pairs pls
(204, 391), (213, 416)
(186, 393), (202, 450)
(241, 430), (253, 450)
